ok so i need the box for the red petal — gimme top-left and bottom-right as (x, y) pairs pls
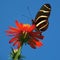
(33, 35), (44, 39)
(13, 40), (18, 46)
(9, 26), (19, 32)
(9, 37), (17, 43)
(28, 40), (36, 49)
(28, 25), (35, 32)
(17, 42), (21, 48)
(31, 31), (41, 35)
(30, 33), (44, 39)
(6, 30), (16, 35)
(33, 39), (43, 47)
(6, 30), (15, 34)
(20, 24), (23, 30)
(38, 35), (44, 39)
(15, 20), (22, 29)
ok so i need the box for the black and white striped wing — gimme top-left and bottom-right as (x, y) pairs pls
(34, 4), (51, 32)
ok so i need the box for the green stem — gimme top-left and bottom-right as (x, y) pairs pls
(14, 47), (22, 60)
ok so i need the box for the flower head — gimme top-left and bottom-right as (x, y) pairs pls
(6, 20), (44, 49)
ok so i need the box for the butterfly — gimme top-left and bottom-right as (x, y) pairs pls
(32, 4), (51, 32)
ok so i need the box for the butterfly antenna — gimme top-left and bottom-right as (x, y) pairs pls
(27, 6), (33, 20)
(21, 14), (30, 19)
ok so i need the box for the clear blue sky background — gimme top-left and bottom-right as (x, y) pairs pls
(0, 0), (60, 60)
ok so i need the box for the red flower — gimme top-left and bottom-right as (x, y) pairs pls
(6, 20), (44, 49)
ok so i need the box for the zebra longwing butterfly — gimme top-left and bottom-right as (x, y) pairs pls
(32, 4), (51, 32)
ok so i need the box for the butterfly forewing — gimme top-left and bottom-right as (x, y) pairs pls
(33, 4), (51, 32)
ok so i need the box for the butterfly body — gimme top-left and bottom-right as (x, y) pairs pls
(32, 4), (51, 32)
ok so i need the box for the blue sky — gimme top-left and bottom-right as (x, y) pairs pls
(0, 0), (60, 60)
